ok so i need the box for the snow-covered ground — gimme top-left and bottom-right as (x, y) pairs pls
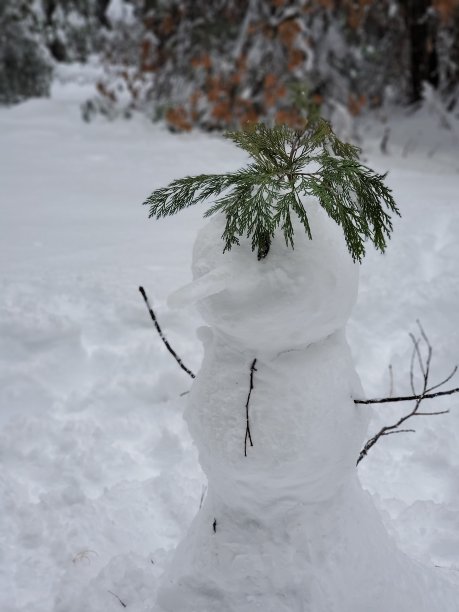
(1, 83), (459, 611)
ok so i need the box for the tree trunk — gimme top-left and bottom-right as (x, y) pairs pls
(404, 0), (439, 103)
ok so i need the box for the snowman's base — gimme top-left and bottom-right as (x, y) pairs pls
(156, 476), (457, 612)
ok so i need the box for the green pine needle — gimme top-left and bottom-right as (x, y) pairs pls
(143, 118), (400, 262)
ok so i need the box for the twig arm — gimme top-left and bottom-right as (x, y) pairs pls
(139, 286), (196, 379)
(355, 386), (459, 405)
(244, 359), (257, 457)
(357, 323), (456, 465)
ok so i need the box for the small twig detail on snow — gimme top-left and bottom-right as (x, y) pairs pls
(108, 590), (127, 608)
(72, 549), (98, 564)
(244, 359), (257, 457)
(356, 322), (456, 465)
(139, 286), (195, 379)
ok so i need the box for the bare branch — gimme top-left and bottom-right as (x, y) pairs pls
(357, 324), (454, 465)
(232, 0), (258, 58)
(417, 320), (433, 388)
(409, 335), (419, 396)
(139, 286), (196, 380)
(414, 410), (450, 416)
(417, 319), (431, 351)
(382, 429), (416, 436)
(244, 359), (257, 457)
(427, 365), (458, 394)
(355, 386), (459, 405)
(108, 591), (127, 608)
(410, 331), (426, 381)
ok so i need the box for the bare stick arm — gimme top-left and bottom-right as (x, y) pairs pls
(139, 286), (196, 380)
(244, 359), (257, 457)
(357, 323), (457, 465)
(355, 386), (459, 405)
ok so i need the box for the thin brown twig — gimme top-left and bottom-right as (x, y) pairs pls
(357, 325), (455, 465)
(414, 410), (449, 416)
(108, 590), (127, 608)
(427, 365), (458, 394)
(139, 286), (195, 379)
(382, 429), (415, 436)
(354, 387), (459, 405)
(417, 320), (431, 352)
(409, 336), (418, 396)
(410, 331), (426, 380)
(244, 359), (257, 457)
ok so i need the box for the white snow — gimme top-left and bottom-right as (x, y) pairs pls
(1, 80), (459, 611)
(106, 0), (136, 25)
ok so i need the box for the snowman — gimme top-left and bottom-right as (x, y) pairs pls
(155, 201), (458, 611)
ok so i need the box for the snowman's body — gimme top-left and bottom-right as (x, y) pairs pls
(156, 204), (458, 611)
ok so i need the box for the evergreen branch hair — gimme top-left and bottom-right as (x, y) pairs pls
(144, 118), (400, 261)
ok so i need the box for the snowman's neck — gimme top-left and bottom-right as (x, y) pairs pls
(210, 327), (347, 362)
(274, 328), (347, 360)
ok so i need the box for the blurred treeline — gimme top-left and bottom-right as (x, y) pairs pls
(1, 0), (459, 129)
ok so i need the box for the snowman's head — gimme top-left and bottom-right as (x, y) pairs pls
(169, 200), (359, 354)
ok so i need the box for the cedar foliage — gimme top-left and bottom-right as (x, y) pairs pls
(144, 117), (399, 261)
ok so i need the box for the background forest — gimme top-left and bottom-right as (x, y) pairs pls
(2, 0), (459, 128)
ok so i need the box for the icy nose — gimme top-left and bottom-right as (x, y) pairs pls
(167, 265), (233, 309)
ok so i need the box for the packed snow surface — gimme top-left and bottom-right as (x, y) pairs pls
(1, 82), (459, 611)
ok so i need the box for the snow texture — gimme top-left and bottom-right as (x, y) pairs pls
(1, 75), (459, 612)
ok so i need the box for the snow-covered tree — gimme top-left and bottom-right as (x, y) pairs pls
(0, 0), (52, 104)
(3, 0), (459, 118)
(43, 0), (110, 62)
(90, 0), (459, 128)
